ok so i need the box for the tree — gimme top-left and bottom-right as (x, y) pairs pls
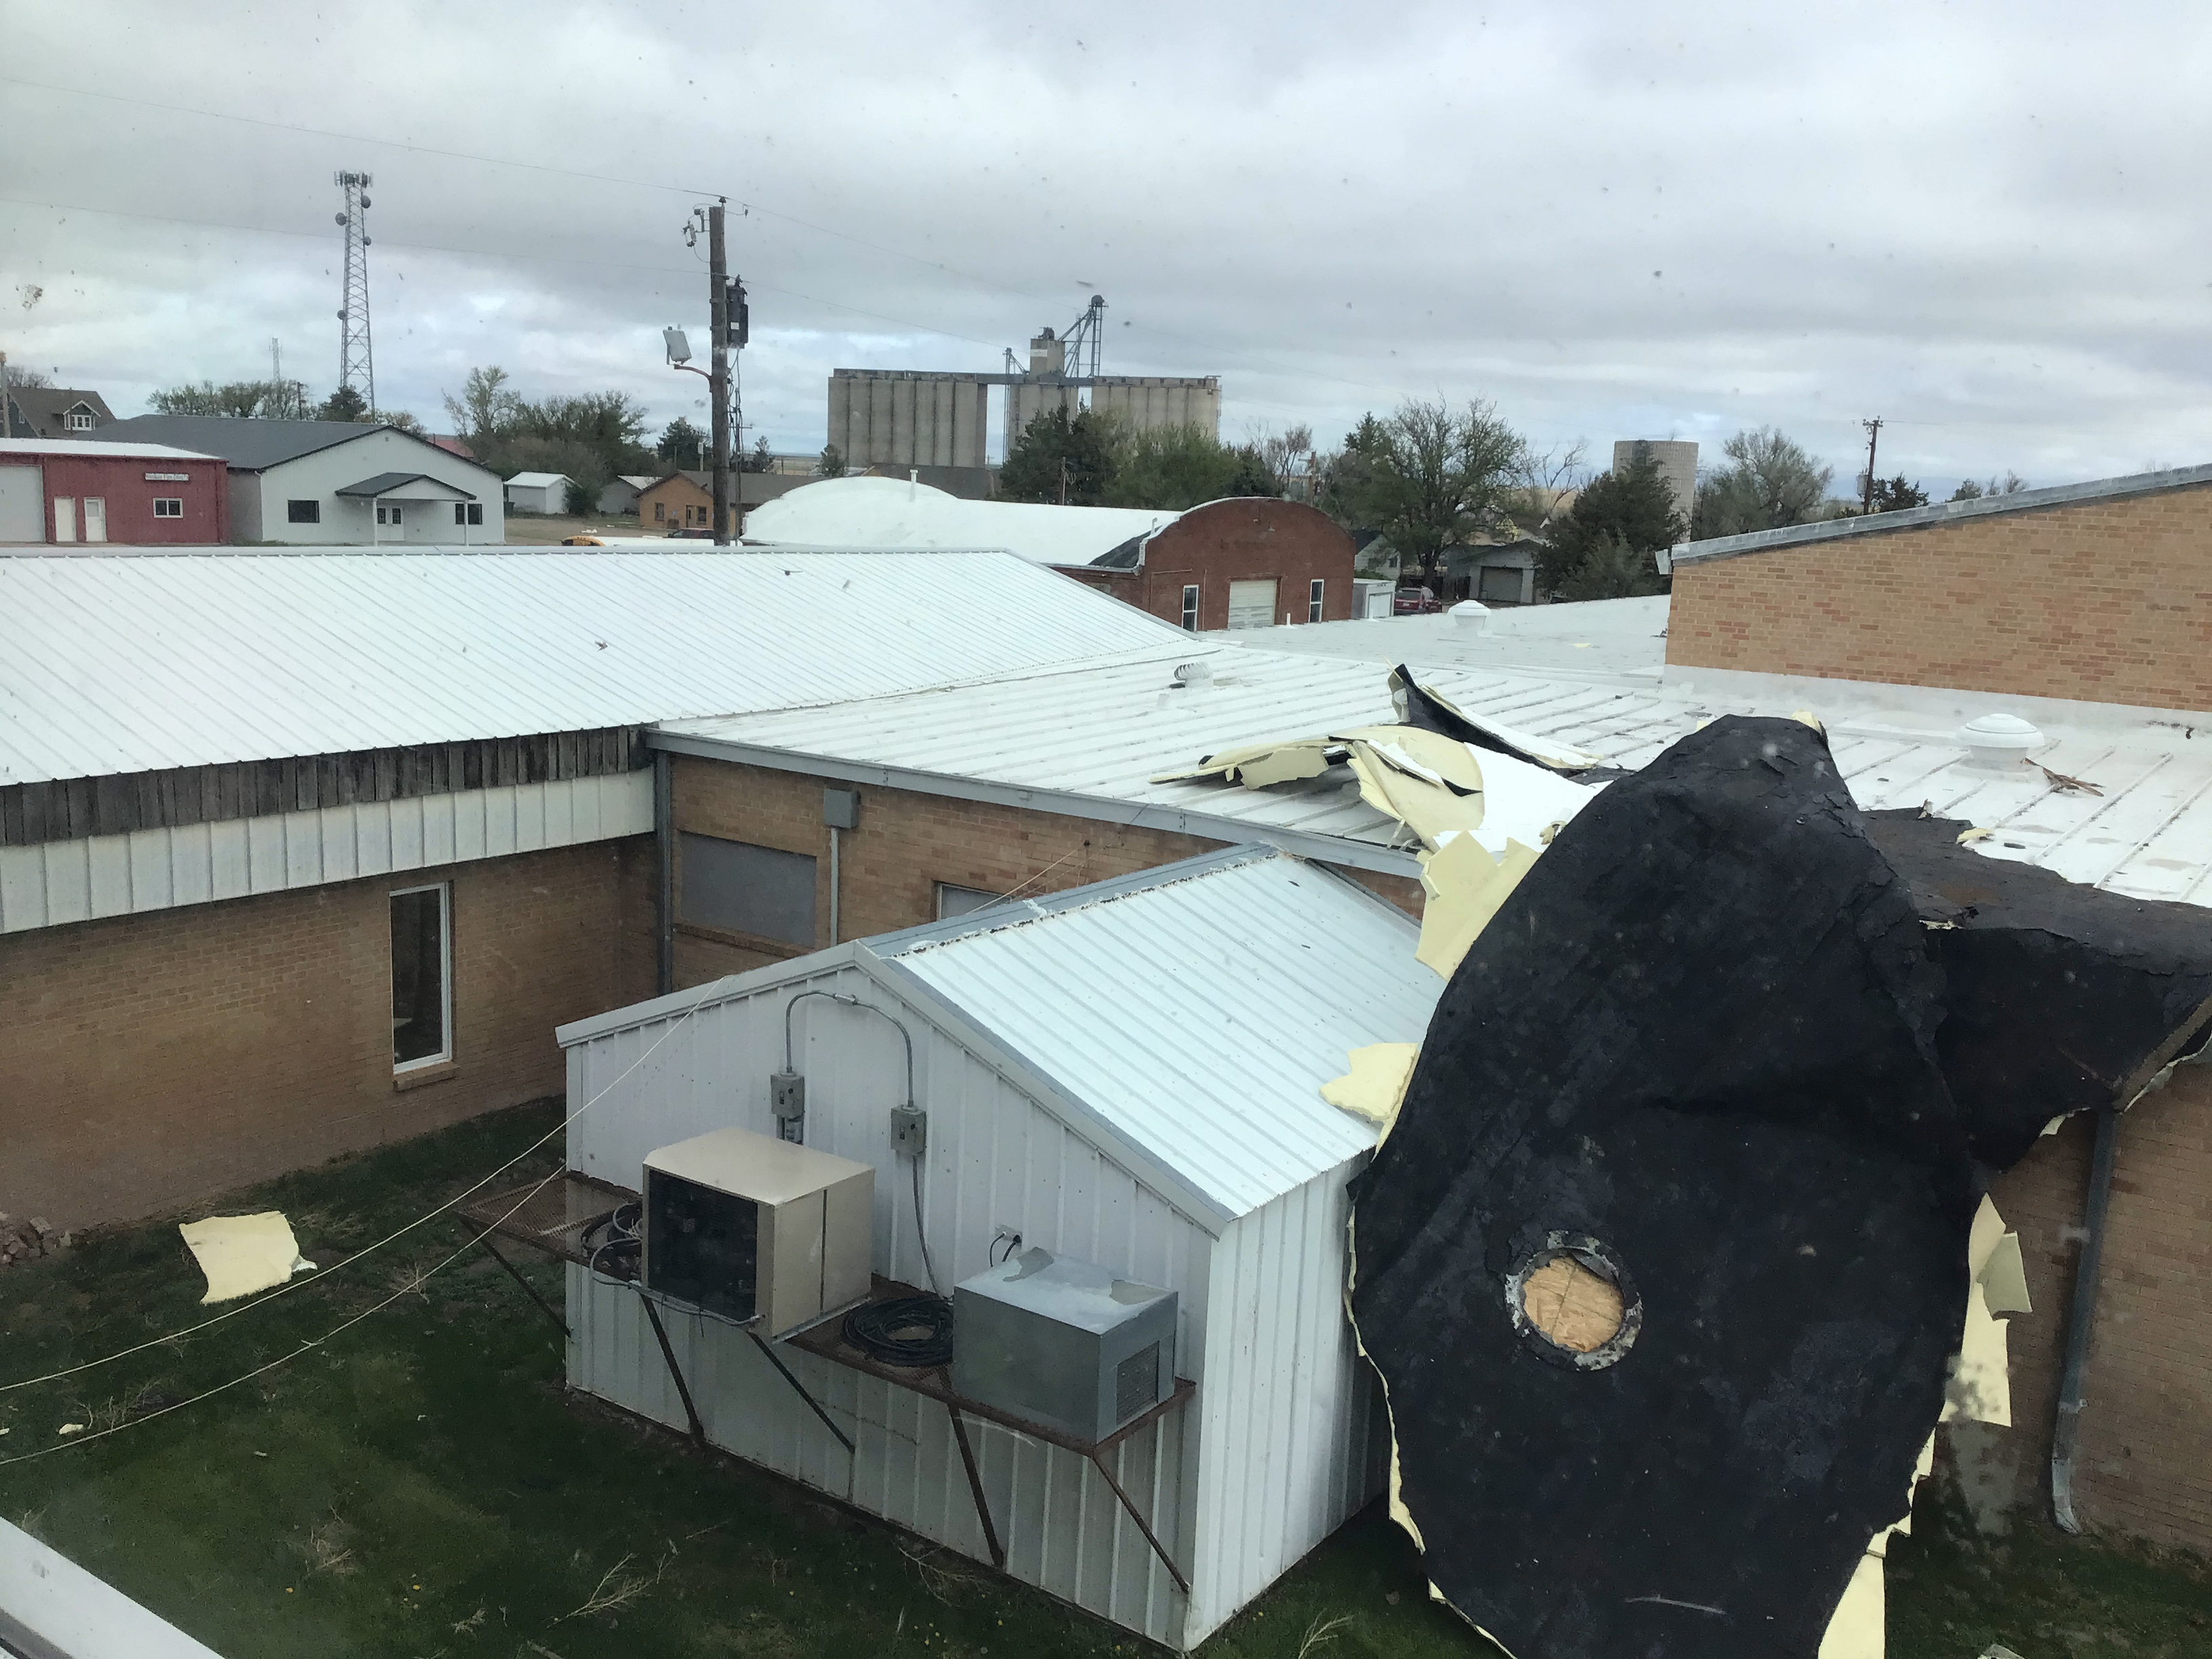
(1254, 424), (1315, 496)
(1103, 422), (1279, 510)
(816, 443), (846, 478)
(434, 365), (655, 505)
(1319, 398), (1526, 588)
(1536, 443), (1683, 597)
(737, 435), (774, 474)
(1558, 531), (1670, 602)
(658, 418), (706, 471)
(1950, 471), (2026, 501)
(444, 366), (520, 444)
(1503, 440), (1591, 537)
(316, 384), (370, 423)
(150, 379), (302, 418)
(1865, 474), (1929, 513)
(564, 476), (599, 516)
(1691, 426), (1832, 539)
(999, 407), (1118, 505)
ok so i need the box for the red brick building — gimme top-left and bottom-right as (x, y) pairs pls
(0, 438), (228, 544)
(1057, 497), (1357, 631)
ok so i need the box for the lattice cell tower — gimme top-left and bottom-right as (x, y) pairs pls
(333, 171), (375, 411)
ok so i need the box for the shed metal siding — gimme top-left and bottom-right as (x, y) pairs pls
(0, 771), (649, 933)
(564, 968), (1210, 1645)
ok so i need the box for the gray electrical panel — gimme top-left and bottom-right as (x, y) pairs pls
(951, 1248), (1176, 1443)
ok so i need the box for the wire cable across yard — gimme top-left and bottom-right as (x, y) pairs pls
(0, 976), (726, 1404)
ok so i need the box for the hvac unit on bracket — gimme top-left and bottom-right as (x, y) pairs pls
(952, 1248), (1178, 1443)
(642, 1126), (874, 1338)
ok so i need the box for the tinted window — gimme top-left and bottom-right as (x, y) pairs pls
(680, 833), (817, 947)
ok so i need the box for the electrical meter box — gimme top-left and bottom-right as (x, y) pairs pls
(642, 1126), (874, 1338)
(951, 1248), (1177, 1443)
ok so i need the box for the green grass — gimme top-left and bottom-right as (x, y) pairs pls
(0, 1103), (2204, 1658)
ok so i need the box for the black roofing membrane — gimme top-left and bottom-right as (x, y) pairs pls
(1348, 715), (2212, 1658)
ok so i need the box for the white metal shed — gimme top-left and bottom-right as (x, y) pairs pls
(504, 471), (573, 514)
(556, 846), (1442, 1648)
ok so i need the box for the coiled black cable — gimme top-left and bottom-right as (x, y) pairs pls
(842, 1294), (954, 1368)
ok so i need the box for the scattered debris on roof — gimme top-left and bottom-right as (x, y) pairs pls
(179, 1212), (315, 1304)
(1343, 714), (2212, 1658)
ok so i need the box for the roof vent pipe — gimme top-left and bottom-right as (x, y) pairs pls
(1172, 660), (1212, 690)
(1957, 712), (2045, 771)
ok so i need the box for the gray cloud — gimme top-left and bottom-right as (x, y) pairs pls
(3, 0), (2207, 490)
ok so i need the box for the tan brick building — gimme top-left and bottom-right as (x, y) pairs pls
(1666, 464), (2212, 712)
(1054, 498), (1358, 632)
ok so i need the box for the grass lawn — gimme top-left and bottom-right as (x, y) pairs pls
(1, 1103), (2206, 1657)
(499, 514), (665, 546)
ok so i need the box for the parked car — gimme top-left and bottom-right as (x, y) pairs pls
(1393, 584), (1442, 615)
(665, 527), (718, 539)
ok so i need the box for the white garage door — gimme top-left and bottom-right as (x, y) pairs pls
(1227, 578), (1279, 630)
(0, 465), (42, 543)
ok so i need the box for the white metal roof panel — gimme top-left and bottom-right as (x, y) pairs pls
(0, 546), (1185, 785)
(883, 849), (1437, 1218)
(0, 438), (220, 462)
(744, 476), (1178, 566)
(664, 644), (1645, 859)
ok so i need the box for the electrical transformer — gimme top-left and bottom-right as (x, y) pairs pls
(951, 1248), (1177, 1443)
(642, 1126), (873, 1338)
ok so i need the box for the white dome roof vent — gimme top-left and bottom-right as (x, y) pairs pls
(1450, 600), (1489, 632)
(1957, 711), (2045, 771)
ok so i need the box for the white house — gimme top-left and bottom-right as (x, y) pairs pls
(504, 472), (573, 514)
(88, 416), (505, 546)
(556, 846), (1441, 1650)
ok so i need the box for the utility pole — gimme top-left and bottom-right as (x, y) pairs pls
(1860, 417), (1883, 515)
(708, 199), (731, 546)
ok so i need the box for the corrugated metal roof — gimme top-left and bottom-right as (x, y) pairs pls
(662, 644), (1651, 859)
(0, 546), (1186, 785)
(664, 639), (2212, 908)
(880, 848), (1437, 1218)
(87, 415), (424, 472)
(0, 438), (220, 462)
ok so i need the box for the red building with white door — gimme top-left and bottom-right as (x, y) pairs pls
(0, 439), (229, 545)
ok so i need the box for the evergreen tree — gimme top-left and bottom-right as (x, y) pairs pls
(999, 407), (1118, 505)
(657, 417), (705, 470)
(817, 443), (846, 478)
(1536, 443), (1684, 597)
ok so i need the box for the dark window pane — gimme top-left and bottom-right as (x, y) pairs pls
(287, 499), (321, 524)
(391, 886), (447, 1065)
(679, 834), (816, 946)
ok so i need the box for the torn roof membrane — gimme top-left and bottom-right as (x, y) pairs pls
(1347, 714), (2212, 1658)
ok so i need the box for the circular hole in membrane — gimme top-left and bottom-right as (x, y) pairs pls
(1518, 1252), (1626, 1353)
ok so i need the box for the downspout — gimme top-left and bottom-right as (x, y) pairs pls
(828, 825), (841, 945)
(2050, 1103), (2121, 1533)
(654, 750), (674, 997)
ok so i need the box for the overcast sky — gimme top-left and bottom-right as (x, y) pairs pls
(4, 1), (2209, 492)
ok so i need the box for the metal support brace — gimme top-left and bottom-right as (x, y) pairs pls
(1088, 1447), (1191, 1595)
(945, 1404), (1006, 1570)
(466, 1228), (571, 1338)
(640, 1294), (707, 1451)
(747, 1330), (856, 1455)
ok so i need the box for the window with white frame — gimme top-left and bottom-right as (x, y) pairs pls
(64, 409), (94, 432)
(152, 498), (183, 517)
(1309, 578), (1325, 622)
(390, 883), (452, 1070)
(377, 504), (403, 526)
(452, 502), (485, 526)
(1180, 583), (1200, 631)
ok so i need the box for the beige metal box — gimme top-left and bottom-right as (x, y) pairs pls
(642, 1127), (874, 1338)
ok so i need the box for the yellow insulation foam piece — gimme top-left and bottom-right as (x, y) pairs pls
(178, 1211), (312, 1305)
(1417, 834), (1541, 980)
(1321, 1043), (1420, 1131)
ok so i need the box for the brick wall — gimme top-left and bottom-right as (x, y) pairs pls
(669, 757), (1421, 985)
(1666, 484), (2212, 712)
(0, 836), (655, 1231)
(2, 452), (229, 544)
(1060, 498), (1357, 631)
(1956, 1063), (2212, 1551)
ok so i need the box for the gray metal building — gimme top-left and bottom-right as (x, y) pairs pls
(558, 847), (1441, 1649)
